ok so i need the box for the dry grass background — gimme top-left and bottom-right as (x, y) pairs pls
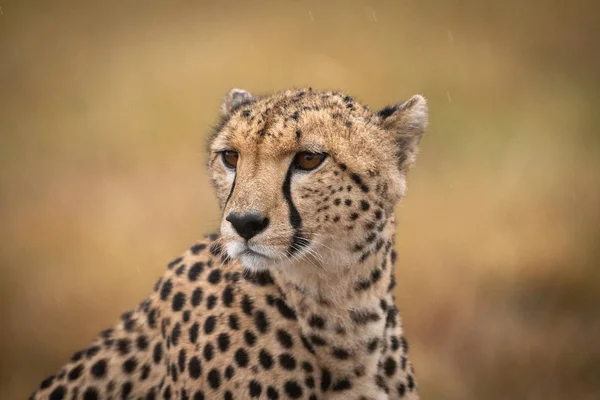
(1, 1), (599, 398)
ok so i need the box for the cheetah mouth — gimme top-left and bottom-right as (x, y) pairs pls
(225, 241), (277, 269)
(240, 248), (268, 258)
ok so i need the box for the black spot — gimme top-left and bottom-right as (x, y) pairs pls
(147, 308), (158, 328)
(375, 374), (389, 393)
(203, 343), (214, 361)
(224, 392), (233, 400)
(279, 353), (297, 370)
(153, 343), (163, 364)
(225, 365), (235, 380)
(397, 383), (406, 397)
(48, 385), (66, 400)
(163, 385), (172, 400)
(189, 322), (199, 343)
(207, 269), (221, 284)
(350, 309), (381, 325)
(276, 329), (293, 349)
(204, 316), (216, 334)
(267, 386), (280, 400)
(305, 376), (315, 388)
(308, 315), (326, 329)
(367, 264), (382, 281)
(259, 349), (274, 369)
(244, 330), (257, 346)
(71, 350), (84, 362)
(122, 357), (138, 374)
(136, 335), (149, 351)
(332, 347), (350, 360)
(386, 306), (398, 328)
(121, 381), (133, 399)
(182, 310), (191, 322)
(171, 323), (181, 346)
(284, 381), (303, 399)
(245, 270), (275, 286)
(175, 264), (186, 276)
(309, 335), (327, 346)
(190, 243), (206, 254)
(85, 346), (100, 358)
(339, 163), (347, 171)
(290, 111), (299, 120)
(39, 375), (55, 389)
(241, 295), (254, 316)
(171, 292), (186, 313)
(300, 334), (315, 354)
(391, 336), (401, 351)
(254, 310), (270, 333)
(191, 288), (203, 307)
(228, 314), (240, 330)
(234, 348), (249, 367)
(249, 380), (262, 397)
(82, 387), (99, 400)
(360, 200), (370, 211)
(222, 286), (234, 307)
(367, 338), (379, 353)
(171, 364), (179, 382)
(189, 356), (202, 379)
(350, 212), (359, 220)
(188, 262), (204, 281)
(178, 349), (187, 373)
(375, 209), (383, 220)
(206, 295), (217, 310)
(302, 361), (314, 373)
(275, 298), (297, 320)
(321, 369), (332, 392)
(91, 358), (107, 377)
(384, 357), (398, 376)
(168, 257), (182, 269)
(295, 129), (302, 139)
(401, 336), (409, 353)
(67, 364), (83, 381)
(332, 378), (352, 391)
(217, 333), (231, 352)
(160, 279), (173, 301)
(207, 369), (221, 389)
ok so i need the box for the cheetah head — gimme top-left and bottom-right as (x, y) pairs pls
(208, 88), (427, 272)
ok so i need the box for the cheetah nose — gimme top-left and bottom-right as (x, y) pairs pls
(226, 212), (270, 241)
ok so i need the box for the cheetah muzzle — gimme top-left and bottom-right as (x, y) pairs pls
(32, 87), (427, 400)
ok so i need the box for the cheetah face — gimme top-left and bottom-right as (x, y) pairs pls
(208, 88), (427, 272)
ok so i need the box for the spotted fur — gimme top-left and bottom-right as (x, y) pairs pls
(32, 87), (427, 400)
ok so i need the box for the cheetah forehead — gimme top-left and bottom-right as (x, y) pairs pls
(209, 88), (385, 155)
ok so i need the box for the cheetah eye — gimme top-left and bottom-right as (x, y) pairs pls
(221, 151), (239, 169)
(294, 152), (327, 171)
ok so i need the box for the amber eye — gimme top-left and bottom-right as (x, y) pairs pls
(221, 151), (239, 169)
(294, 152), (327, 171)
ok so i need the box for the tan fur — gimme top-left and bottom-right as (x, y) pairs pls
(32, 87), (427, 400)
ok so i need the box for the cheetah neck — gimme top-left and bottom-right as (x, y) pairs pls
(271, 216), (406, 390)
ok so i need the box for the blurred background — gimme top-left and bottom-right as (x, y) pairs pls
(1, 0), (599, 398)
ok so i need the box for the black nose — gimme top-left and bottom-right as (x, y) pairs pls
(226, 212), (270, 241)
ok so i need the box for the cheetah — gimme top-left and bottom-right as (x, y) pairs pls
(31, 87), (428, 400)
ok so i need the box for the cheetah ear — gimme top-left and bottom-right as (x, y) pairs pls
(377, 94), (428, 171)
(220, 88), (255, 116)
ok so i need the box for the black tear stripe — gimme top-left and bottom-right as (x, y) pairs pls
(282, 164), (308, 255)
(225, 174), (236, 208)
